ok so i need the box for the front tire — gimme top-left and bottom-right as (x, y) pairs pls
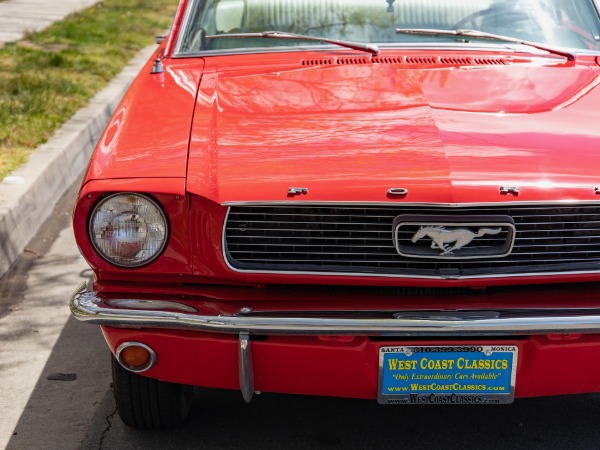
(111, 356), (193, 429)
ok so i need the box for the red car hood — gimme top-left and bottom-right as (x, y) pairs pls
(187, 55), (600, 204)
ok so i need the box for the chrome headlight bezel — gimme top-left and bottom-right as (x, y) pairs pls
(88, 192), (169, 268)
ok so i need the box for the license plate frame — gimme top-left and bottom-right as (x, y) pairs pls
(378, 345), (518, 405)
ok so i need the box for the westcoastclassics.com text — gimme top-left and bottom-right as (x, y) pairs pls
(386, 394), (502, 405)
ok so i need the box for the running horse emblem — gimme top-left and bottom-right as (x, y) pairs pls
(411, 226), (502, 256)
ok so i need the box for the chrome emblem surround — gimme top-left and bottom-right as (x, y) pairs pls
(393, 215), (516, 260)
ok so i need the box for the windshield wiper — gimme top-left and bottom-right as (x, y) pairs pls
(205, 30), (380, 56)
(395, 28), (575, 61)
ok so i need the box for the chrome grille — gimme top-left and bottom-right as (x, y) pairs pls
(224, 204), (600, 278)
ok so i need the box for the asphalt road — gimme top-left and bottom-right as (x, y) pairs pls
(2, 183), (600, 449)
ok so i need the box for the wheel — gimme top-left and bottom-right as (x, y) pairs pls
(111, 356), (193, 429)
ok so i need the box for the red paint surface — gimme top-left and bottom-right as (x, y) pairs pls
(74, 27), (600, 399)
(103, 326), (600, 399)
(83, 57), (204, 183)
(187, 52), (600, 204)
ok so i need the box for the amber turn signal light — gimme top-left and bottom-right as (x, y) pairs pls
(116, 342), (156, 373)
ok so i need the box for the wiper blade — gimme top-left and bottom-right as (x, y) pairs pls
(205, 30), (380, 56)
(395, 28), (575, 61)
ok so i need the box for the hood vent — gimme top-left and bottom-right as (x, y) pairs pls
(301, 56), (509, 66)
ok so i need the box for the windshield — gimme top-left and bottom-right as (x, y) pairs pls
(177, 0), (600, 54)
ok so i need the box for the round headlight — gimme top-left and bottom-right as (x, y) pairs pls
(89, 193), (168, 267)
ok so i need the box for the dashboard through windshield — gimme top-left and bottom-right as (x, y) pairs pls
(176, 0), (600, 54)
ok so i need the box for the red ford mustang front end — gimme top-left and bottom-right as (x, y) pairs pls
(71, 0), (600, 428)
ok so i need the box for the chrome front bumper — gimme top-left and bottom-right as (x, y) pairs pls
(70, 283), (600, 337)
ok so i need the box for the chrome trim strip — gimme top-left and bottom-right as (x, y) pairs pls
(71, 286), (600, 336)
(222, 200), (600, 207)
(222, 266), (600, 280)
(238, 332), (254, 403)
(172, 41), (600, 59)
(107, 299), (198, 313)
(173, 0), (198, 55)
(172, 42), (522, 58)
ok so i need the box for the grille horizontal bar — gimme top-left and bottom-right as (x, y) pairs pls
(224, 204), (600, 278)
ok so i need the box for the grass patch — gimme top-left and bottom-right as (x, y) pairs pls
(0, 0), (179, 180)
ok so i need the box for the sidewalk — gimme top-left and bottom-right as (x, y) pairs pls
(0, 0), (98, 45)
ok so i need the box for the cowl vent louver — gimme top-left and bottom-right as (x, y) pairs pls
(337, 57), (371, 65)
(473, 57), (509, 65)
(301, 56), (509, 66)
(404, 56), (438, 64)
(372, 56), (403, 64)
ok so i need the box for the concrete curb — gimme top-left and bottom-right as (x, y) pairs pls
(0, 45), (157, 279)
